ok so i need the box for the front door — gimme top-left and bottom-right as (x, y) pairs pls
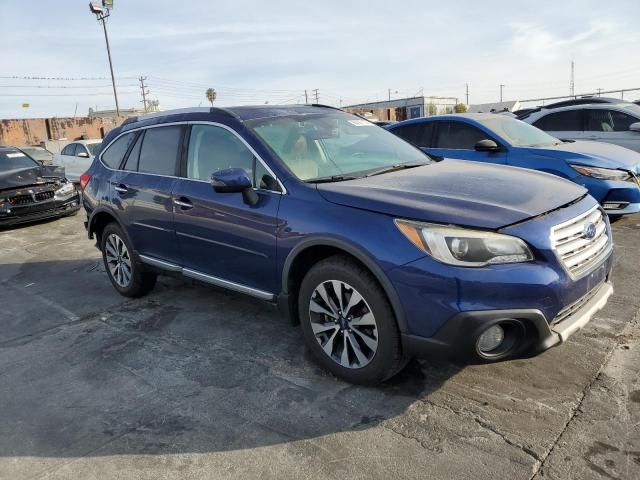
(172, 124), (282, 295)
(428, 120), (508, 164)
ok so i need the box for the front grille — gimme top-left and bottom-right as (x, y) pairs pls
(552, 281), (605, 326)
(551, 206), (611, 278)
(8, 190), (55, 206)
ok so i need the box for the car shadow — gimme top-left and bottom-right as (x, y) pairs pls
(0, 257), (462, 460)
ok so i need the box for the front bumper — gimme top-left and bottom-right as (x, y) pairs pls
(402, 280), (613, 362)
(0, 195), (80, 227)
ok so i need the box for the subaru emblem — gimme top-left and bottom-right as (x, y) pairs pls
(583, 222), (597, 239)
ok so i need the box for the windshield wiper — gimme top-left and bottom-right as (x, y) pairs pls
(305, 174), (359, 184)
(364, 161), (429, 178)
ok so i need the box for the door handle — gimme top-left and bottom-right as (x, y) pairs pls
(114, 184), (128, 194)
(173, 197), (193, 209)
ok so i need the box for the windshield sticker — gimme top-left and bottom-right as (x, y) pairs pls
(348, 119), (374, 127)
(6, 153), (26, 158)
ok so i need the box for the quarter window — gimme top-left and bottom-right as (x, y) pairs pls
(533, 110), (582, 131)
(101, 132), (136, 169)
(435, 121), (487, 149)
(137, 126), (183, 176)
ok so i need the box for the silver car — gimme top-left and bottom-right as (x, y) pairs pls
(521, 102), (640, 153)
(52, 139), (102, 182)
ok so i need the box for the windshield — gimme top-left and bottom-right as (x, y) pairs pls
(20, 147), (52, 161)
(86, 142), (102, 155)
(248, 112), (429, 181)
(0, 150), (39, 172)
(621, 103), (640, 117)
(479, 116), (561, 147)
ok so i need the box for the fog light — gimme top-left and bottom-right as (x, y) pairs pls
(478, 325), (505, 353)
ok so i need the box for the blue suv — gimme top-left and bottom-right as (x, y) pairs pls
(81, 105), (614, 384)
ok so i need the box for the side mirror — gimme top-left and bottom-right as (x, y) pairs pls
(77, 151), (90, 158)
(629, 122), (640, 133)
(474, 139), (500, 152)
(210, 167), (258, 206)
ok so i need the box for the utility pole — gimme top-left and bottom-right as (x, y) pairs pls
(570, 60), (575, 97)
(388, 88), (391, 102)
(465, 83), (469, 105)
(89, 2), (120, 117)
(312, 88), (319, 103)
(597, 88), (603, 97)
(139, 76), (149, 112)
(304, 89), (308, 104)
(499, 84), (505, 103)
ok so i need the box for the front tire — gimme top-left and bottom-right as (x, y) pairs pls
(101, 222), (157, 298)
(298, 255), (405, 384)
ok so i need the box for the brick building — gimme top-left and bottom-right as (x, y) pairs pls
(0, 116), (120, 150)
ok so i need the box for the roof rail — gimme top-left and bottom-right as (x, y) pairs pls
(307, 103), (344, 111)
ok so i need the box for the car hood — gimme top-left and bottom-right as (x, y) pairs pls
(317, 160), (587, 229)
(526, 140), (640, 172)
(0, 165), (65, 191)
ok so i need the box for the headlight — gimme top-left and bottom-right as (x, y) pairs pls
(395, 220), (534, 267)
(55, 182), (76, 198)
(571, 165), (631, 181)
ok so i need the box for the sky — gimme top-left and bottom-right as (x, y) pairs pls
(1, 0), (639, 118)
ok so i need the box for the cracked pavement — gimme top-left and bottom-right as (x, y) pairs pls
(0, 213), (638, 479)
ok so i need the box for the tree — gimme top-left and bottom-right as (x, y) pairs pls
(205, 88), (217, 106)
(427, 103), (438, 116)
(454, 103), (468, 113)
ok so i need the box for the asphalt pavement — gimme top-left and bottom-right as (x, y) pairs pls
(0, 213), (638, 480)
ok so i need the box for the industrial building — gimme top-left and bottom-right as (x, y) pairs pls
(344, 96), (459, 121)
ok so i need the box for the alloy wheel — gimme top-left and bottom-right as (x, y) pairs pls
(308, 280), (378, 369)
(105, 233), (132, 287)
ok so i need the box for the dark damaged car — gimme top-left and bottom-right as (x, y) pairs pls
(0, 145), (80, 227)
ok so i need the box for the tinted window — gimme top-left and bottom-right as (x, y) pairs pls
(102, 132), (136, 169)
(393, 122), (434, 147)
(435, 121), (487, 149)
(533, 110), (582, 131)
(61, 144), (75, 155)
(122, 133), (143, 171)
(187, 125), (254, 181)
(609, 110), (637, 131)
(138, 126), (183, 176)
(73, 144), (87, 156)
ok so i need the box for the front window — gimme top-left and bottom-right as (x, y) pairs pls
(248, 112), (429, 181)
(0, 150), (39, 171)
(480, 116), (561, 147)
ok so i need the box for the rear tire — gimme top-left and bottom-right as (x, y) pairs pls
(101, 222), (157, 298)
(298, 255), (405, 384)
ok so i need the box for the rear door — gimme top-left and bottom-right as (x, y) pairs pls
(584, 108), (640, 151)
(106, 125), (185, 264)
(532, 109), (584, 141)
(429, 120), (508, 164)
(172, 123), (281, 295)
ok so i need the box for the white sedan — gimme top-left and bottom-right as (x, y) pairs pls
(53, 139), (102, 182)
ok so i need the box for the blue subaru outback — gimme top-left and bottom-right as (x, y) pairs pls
(81, 105), (614, 384)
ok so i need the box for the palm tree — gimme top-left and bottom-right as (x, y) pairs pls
(205, 88), (217, 106)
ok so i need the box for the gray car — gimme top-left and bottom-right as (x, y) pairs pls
(520, 102), (640, 153)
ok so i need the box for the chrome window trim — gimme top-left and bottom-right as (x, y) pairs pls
(97, 120), (287, 195)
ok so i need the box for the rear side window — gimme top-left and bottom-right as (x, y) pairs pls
(533, 110), (582, 131)
(435, 121), (487, 149)
(393, 122), (434, 147)
(73, 144), (87, 156)
(138, 126), (183, 176)
(101, 132), (136, 169)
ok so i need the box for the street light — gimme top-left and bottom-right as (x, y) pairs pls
(89, 1), (120, 117)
